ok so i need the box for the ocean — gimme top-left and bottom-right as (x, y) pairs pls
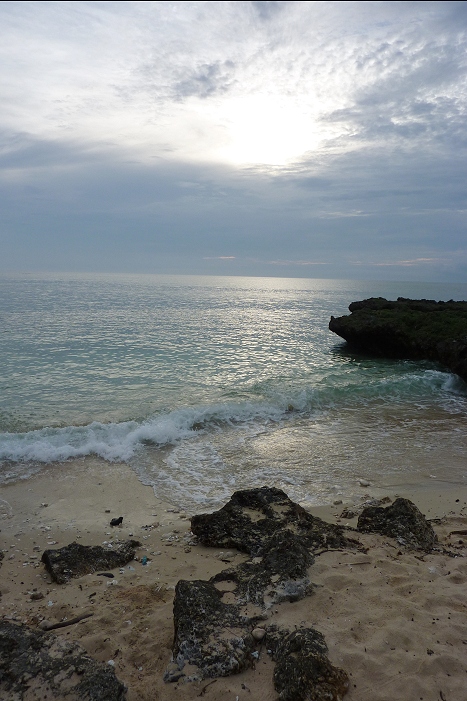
(1, 272), (467, 512)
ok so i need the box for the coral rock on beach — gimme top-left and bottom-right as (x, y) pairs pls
(165, 578), (257, 682)
(0, 620), (127, 700)
(167, 487), (358, 695)
(191, 486), (355, 555)
(357, 497), (437, 550)
(41, 539), (141, 584)
(268, 626), (350, 701)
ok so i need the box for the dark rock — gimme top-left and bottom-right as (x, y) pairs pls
(191, 487), (354, 556)
(211, 530), (315, 608)
(329, 297), (467, 382)
(41, 540), (141, 584)
(0, 620), (126, 700)
(167, 489), (357, 687)
(110, 516), (123, 526)
(267, 626), (349, 701)
(357, 497), (437, 550)
(166, 533), (319, 681)
(164, 579), (256, 682)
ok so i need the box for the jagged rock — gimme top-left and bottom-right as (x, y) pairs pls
(357, 497), (437, 550)
(211, 530), (315, 608)
(41, 540), (141, 584)
(266, 626), (349, 701)
(329, 297), (467, 382)
(0, 620), (126, 700)
(165, 532), (319, 681)
(167, 489), (356, 687)
(164, 579), (257, 682)
(191, 487), (354, 556)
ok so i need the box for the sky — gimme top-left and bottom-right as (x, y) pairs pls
(1, 1), (466, 281)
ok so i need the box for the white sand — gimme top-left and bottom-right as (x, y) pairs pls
(1, 457), (466, 700)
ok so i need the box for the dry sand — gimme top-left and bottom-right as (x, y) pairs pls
(1, 457), (467, 700)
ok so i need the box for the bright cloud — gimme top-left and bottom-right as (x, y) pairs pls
(0, 1), (466, 281)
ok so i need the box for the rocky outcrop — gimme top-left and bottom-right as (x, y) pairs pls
(329, 297), (467, 382)
(166, 487), (357, 695)
(191, 486), (355, 555)
(41, 540), (140, 584)
(267, 626), (349, 701)
(165, 531), (319, 683)
(164, 579), (257, 682)
(210, 530), (315, 609)
(0, 620), (127, 700)
(357, 497), (437, 551)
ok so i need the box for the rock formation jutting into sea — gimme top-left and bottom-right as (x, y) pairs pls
(329, 297), (467, 382)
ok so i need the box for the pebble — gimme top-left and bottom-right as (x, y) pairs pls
(217, 551), (236, 562)
(252, 628), (266, 641)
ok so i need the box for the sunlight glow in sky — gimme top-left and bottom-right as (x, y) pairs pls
(0, 1), (466, 281)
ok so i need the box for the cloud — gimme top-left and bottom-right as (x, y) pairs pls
(173, 60), (236, 101)
(0, 2), (466, 282)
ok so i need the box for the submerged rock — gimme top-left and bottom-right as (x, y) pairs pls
(0, 620), (127, 700)
(41, 540), (141, 583)
(268, 627), (350, 701)
(357, 497), (437, 550)
(191, 487), (353, 555)
(329, 297), (467, 382)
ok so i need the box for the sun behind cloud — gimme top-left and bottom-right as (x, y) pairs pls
(214, 94), (323, 166)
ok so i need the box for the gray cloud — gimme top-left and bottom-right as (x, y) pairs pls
(0, 1), (466, 282)
(172, 60), (236, 100)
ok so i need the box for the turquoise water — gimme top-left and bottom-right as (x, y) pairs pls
(1, 272), (467, 509)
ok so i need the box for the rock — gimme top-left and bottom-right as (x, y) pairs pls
(211, 530), (316, 609)
(268, 627), (349, 701)
(340, 508), (357, 519)
(329, 297), (467, 382)
(252, 627), (266, 641)
(0, 620), (127, 700)
(167, 489), (356, 688)
(191, 487), (354, 556)
(164, 579), (256, 682)
(41, 540), (141, 584)
(357, 497), (437, 550)
(340, 496), (391, 521)
(165, 532), (319, 681)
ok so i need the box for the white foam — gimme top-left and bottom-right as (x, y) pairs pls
(1, 368), (465, 468)
(0, 401), (284, 465)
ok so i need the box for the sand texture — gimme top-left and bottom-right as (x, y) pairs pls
(1, 458), (466, 700)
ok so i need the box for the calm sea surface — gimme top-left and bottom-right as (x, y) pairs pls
(1, 272), (466, 510)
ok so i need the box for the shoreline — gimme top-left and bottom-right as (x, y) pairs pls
(1, 458), (467, 700)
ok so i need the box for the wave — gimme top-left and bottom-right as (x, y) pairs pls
(0, 368), (464, 465)
(0, 401), (284, 464)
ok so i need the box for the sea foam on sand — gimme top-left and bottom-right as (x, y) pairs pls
(1, 457), (466, 701)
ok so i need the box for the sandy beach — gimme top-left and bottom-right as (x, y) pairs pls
(1, 457), (467, 700)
